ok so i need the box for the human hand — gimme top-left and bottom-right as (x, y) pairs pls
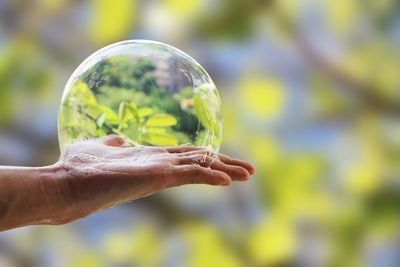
(54, 135), (255, 223)
(0, 135), (254, 230)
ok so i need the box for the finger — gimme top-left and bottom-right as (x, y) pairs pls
(177, 150), (256, 176)
(97, 135), (127, 147)
(209, 159), (250, 181)
(169, 165), (232, 187)
(217, 154), (256, 175)
(177, 154), (212, 166)
(163, 146), (204, 153)
(176, 149), (213, 157)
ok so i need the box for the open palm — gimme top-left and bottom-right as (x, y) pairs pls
(57, 135), (255, 222)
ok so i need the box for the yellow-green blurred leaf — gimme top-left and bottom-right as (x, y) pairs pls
(69, 80), (97, 106)
(118, 101), (140, 127)
(88, 104), (119, 124)
(147, 127), (167, 134)
(130, 223), (164, 266)
(248, 134), (281, 168)
(239, 77), (286, 119)
(346, 158), (381, 196)
(103, 232), (134, 262)
(74, 251), (102, 267)
(119, 102), (127, 122)
(145, 133), (178, 146)
(89, 0), (136, 44)
(138, 107), (153, 118)
(163, 0), (203, 18)
(194, 94), (212, 128)
(193, 84), (222, 141)
(96, 112), (106, 128)
(146, 113), (177, 127)
(194, 84), (216, 128)
(247, 218), (296, 266)
(129, 101), (138, 110)
(325, 0), (357, 34)
(345, 121), (384, 196)
(183, 223), (242, 267)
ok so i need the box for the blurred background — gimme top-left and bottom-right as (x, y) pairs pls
(1, 0), (400, 266)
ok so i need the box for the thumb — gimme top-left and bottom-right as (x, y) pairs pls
(98, 135), (128, 147)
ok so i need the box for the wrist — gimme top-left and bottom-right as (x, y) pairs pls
(44, 161), (100, 225)
(36, 162), (78, 225)
(0, 162), (80, 231)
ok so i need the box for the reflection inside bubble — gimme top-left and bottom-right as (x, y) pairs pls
(58, 40), (223, 153)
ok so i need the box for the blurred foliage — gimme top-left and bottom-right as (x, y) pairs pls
(239, 76), (286, 120)
(89, 0), (136, 44)
(0, 41), (55, 126)
(1, 0), (400, 266)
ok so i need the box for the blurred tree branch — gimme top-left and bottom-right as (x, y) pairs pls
(294, 33), (400, 116)
(270, 4), (400, 116)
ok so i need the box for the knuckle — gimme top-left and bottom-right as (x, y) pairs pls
(192, 166), (201, 176)
(171, 156), (180, 165)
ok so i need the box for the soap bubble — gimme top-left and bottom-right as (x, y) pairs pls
(58, 40), (223, 153)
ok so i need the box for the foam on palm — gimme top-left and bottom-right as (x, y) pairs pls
(58, 40), (223, 153)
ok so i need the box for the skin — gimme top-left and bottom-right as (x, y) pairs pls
(0, 135), (255, 231)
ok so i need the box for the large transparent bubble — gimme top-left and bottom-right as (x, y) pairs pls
(58, 40), (223, 153)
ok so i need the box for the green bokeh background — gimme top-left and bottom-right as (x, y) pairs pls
(1, 0), (400, 266)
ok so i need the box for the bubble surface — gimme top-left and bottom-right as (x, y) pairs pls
(58, 40), (223, 153)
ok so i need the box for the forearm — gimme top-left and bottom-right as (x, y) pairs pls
(0, 165), (69, 231)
